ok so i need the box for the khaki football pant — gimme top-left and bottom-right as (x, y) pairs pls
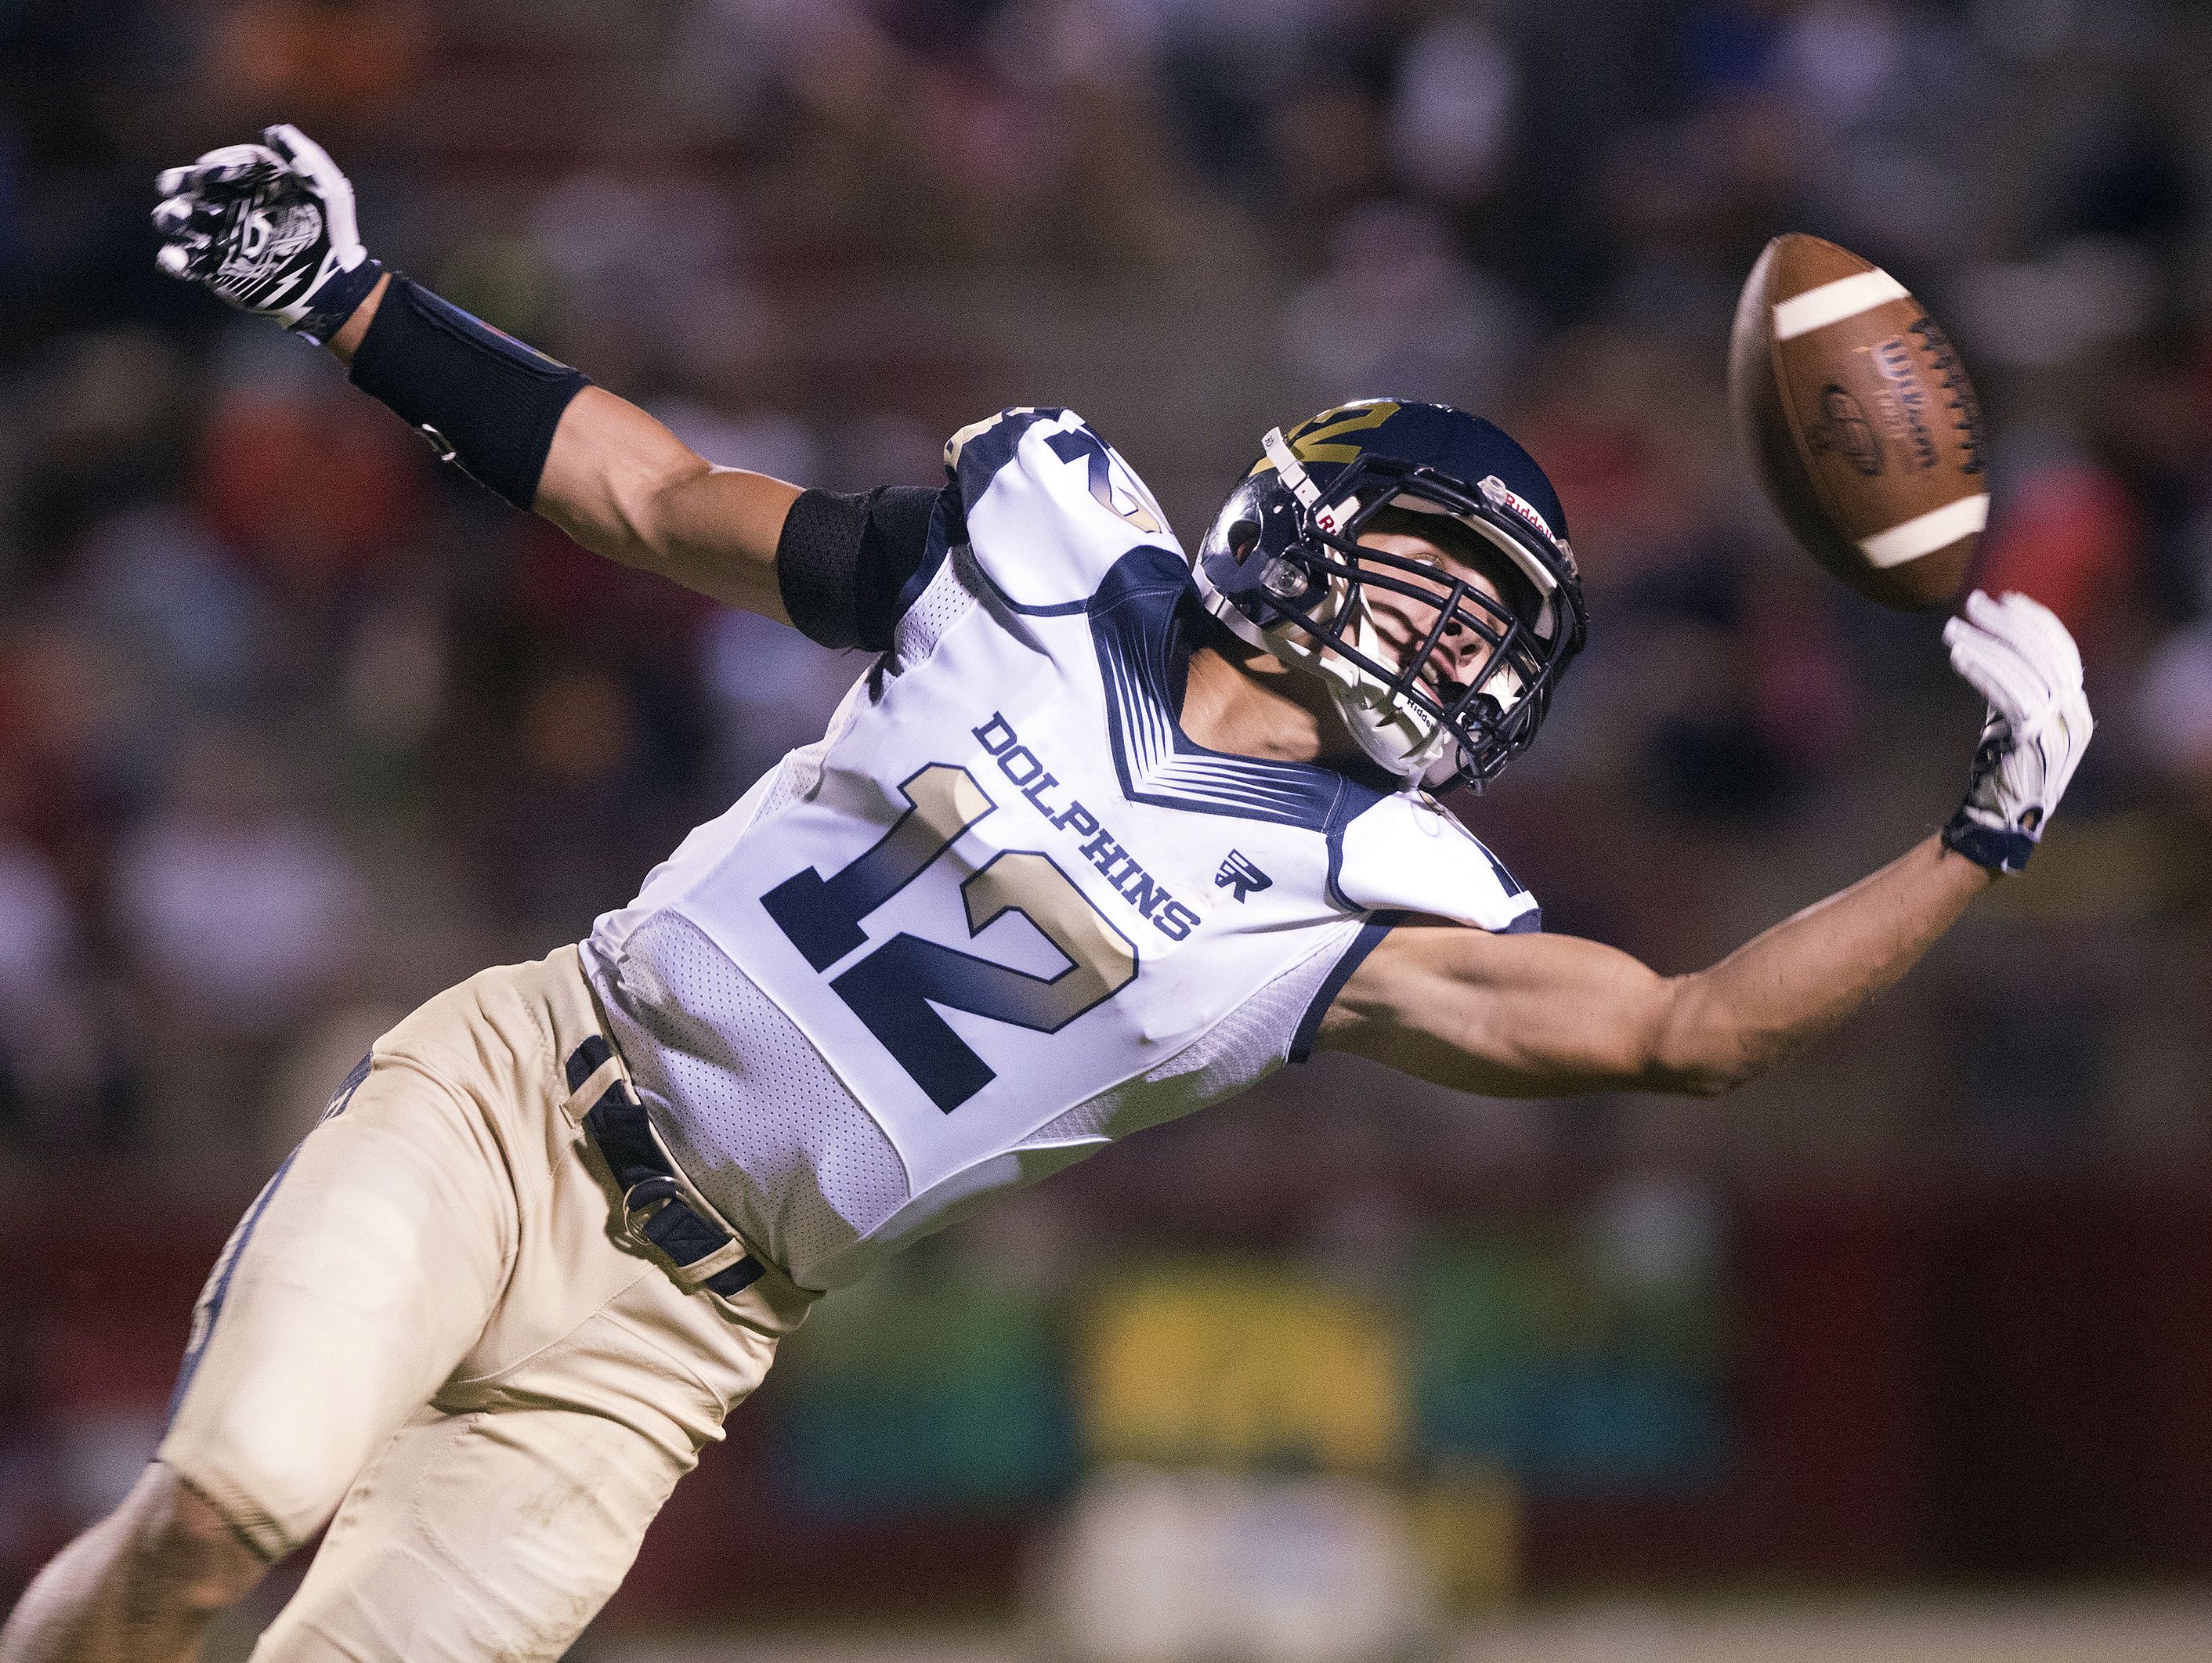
(157, 946), (815, 1661)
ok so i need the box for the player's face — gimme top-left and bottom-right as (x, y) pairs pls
(1351, 525), (1514, 694)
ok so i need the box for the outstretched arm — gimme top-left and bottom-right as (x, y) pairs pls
(327, 277), (799, 618)
(1321, 588), (2094, 1098)
(1320, 833), (1988, 1097)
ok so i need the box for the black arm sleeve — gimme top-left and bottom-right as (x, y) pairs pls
(775, 485), (943, 651)
(348, 277), (589, 510)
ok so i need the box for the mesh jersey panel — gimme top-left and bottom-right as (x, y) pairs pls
(751, 737), (823, 827)
(587, 910), (903, 1282)
(1021, 919), (1359, 1148)
(892, 540), (984, 664)
(745, 548), (978, 830)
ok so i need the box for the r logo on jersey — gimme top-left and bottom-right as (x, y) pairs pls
(1215, 851), (1273, 902)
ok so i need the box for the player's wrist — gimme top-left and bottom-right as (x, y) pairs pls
(290, 253), (385, 348)
(1939, 808), (2031, 875)
(323, 269), (391, 363)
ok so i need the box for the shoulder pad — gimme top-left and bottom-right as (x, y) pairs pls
(942, 407), (1181, 611)
(1333, 794), (1539, 932)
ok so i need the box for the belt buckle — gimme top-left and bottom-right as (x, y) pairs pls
(619, 1173), (684, 1244)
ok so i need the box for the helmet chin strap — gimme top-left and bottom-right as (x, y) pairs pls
(1260, 427), (1322, 509)
(1325, 613), (1455, 779)
(1262, 584), (1451, 781)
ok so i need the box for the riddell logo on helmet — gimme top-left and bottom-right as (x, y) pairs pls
(1480, 475), (1556, 544)
(1314, 494), (1358, 536)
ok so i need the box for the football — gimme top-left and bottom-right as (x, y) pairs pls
(1729, 233), (1989, 611)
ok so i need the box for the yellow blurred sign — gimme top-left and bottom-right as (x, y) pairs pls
(1411, 1460), (1520, 1611)
(1077, 1264), (1408, 1472)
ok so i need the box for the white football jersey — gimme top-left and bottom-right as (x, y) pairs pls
(584, 408), (1538, 1289)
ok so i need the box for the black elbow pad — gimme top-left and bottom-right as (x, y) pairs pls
(776, 485), (943, 651)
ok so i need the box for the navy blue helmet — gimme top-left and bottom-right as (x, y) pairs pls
(1192, 399), (1587, 790)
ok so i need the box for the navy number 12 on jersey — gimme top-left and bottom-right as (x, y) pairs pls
(761, 765), (1138, 1112)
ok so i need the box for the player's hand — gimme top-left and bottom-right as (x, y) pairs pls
(1941, 589), (2093, 873)
(150, 124), (380, 343)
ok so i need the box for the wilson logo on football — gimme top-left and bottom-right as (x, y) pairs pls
(1809, 384), (1884, 477)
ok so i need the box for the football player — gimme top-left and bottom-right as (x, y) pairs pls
(1, 128), (2091, 1663)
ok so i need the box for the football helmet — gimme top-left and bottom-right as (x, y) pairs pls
(1193, 399), (1587, 790)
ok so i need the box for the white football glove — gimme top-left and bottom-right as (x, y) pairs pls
(150, 123), (380, 343)
(1941, 589), (2093, 873)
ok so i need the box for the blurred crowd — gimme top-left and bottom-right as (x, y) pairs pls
(2, 0), (2211, 1203)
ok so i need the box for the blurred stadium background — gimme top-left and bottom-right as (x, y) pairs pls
(5, 0), (2212, 1658)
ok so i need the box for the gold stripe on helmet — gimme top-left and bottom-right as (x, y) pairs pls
(1248, 400), (1401, 474)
